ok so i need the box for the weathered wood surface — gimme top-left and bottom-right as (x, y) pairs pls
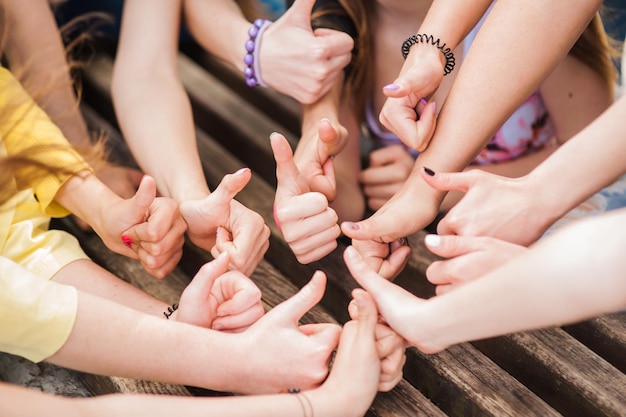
(55, 47), (626, 417)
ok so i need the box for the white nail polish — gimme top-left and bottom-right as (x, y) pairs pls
(425, 234), (441, 247)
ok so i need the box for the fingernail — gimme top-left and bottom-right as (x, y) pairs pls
(425, 234), (441, 247)
(423, 167), (435, 176)
(121, 235), (133, 248)
(234, 168), (248, 176)
(383, 83), (401, 91)
(420, 97), (428, 106)
(343, 221), (360, 231)
(396, 237), (408, 247)
(432, 101), (437, 113)
(345, 245), (362, 261)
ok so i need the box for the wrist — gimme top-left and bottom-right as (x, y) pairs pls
(243, 19), (272, 87)
(402, 34), (455, 76)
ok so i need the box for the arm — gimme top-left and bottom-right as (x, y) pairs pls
(343, 0), (602, 245)
(0, 290), (380, 417)
(440, 45), (614, 210)
(344, 208), (626, 353)
(112, 0), (270, 274)
(430, 93), (626, 244)
(48, 269), (341, 394)
(183, 0), (353, 103)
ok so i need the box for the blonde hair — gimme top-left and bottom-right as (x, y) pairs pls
(0, 2), (105, 205)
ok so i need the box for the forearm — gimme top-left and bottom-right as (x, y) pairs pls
(112, 0), (208, 201)
(184, 0), (250, 72)
(47, 290), (243, 391)
(525, 94), (626, 222)
(425, 0), (600, 174)
(418, 0), (493, 48)
(418, 208), (626, 349)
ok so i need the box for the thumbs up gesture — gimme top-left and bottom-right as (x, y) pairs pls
(260, 0), (354, 103)
(272, 132), (340, 264)
(179, 168), (271, 276)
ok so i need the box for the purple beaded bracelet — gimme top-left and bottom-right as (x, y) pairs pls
(243, 18), (272, 87)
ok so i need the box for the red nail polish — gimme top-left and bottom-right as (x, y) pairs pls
(121, 235), (133, 248)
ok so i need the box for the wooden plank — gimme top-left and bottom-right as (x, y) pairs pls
(474, 330), (626, 417)
(180, 42), (302, 136)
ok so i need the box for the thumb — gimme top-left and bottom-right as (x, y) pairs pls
(129, 175), (157, 219)
(343, 246), (403, 305)
(211, 168), (251, 209)
(270, 270), (326, 324)
(351, 289), (378, 335)
(282, 0), (315, 30)
(181, 252), (230, 300)
(341, 212), (400, 243)
(271, 132), (309, 198)
(421, 167), (471, 193)
(319, 118), (346, 156)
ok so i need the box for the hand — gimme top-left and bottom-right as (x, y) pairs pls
(343, 245), (443, 353)
(421, 168), (549, 245)
(272, 132), (340, 264)
(348, 294), (406, 392)
(260, 0), (354, 104)
(424, 234), (528, 295)
(179, 168), (270, 276)
(350, 238), (411, 281)
(379, 46), (441, 151)
(235, 271), (342, 394)
(309, 290), (382, 417)
(341, 171), (441, 244)
(359, 145), (414, 211)
(108, 175), (187, 279)
(293, 118), (348, 202)
(177, 252), (264, 332)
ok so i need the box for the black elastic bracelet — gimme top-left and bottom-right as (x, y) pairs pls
(401, 34), (456, 76)
(164, 303), (178, 319)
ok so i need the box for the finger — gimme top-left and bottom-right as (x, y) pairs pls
(343, 246), (412, 308)
(128, 199), (187, 248)
(312, 28), (354, 57)
(130, 175), (156, 223)
(378, 245), (411, 280)
(211, 168), (251, 211)
(341, 211), (403, 244)
(269, 270), (327, 324)
(351, 289), (378, 334)
(275, 193), (331, 231)
(435, 283), (454, 296)
(181, 252), (230, 299)
(375, 324), (404, 359)
(271, 132), (309, 198)
(283, 0), (315, 31)
(414, 101), (437, 153)
(138, 248), (182, 280)
(421, 167), (475, 194)
(215, 279), (262, 317)
(318, 118), (346, 156)
(212, 303), (265, 332)
(423, 233), (482, 259)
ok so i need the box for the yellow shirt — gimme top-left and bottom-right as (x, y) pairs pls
(0, 67), (90, 362)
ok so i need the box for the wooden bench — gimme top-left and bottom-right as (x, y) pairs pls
(32, 42), (626, 416)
